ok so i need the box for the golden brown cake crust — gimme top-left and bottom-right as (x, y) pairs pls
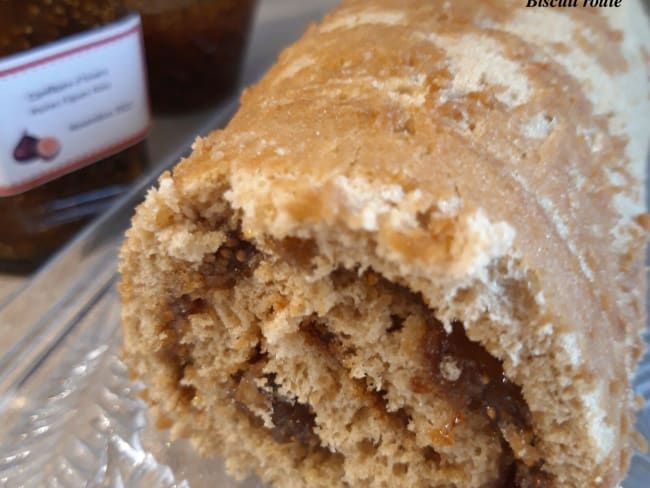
(120, 1), (650, 487)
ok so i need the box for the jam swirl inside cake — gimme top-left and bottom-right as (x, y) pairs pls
(151, 220), (550, 487)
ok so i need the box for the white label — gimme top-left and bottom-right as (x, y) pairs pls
(0, 15), (150, 196)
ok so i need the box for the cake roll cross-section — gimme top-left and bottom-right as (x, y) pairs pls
(119, 0), (650, 486)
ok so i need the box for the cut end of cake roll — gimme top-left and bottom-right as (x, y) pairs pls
(119, 166), (642, 488)
(119, 0), (650, 487)
(120, 171), (547, 487)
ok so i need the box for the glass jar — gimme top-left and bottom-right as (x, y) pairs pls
(0, 0), (150, 272)
(126, 0), (257, 114)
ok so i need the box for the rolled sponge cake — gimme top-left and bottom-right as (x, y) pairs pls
(119, 1), (650, 486)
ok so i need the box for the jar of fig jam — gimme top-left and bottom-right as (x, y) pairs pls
(0, 1), (150, 272)
(125, 0), (257, 113)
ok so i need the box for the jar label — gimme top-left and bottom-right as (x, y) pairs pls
(0, 15), (150, 196)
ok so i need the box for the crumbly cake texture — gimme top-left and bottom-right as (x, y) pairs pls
(119, 1), (650, 487)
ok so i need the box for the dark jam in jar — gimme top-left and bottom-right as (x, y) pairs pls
(125, 0), (257, 114)
(0, 1), (149, 272)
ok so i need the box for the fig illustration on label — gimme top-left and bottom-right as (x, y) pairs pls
(13, 131), (61, 163)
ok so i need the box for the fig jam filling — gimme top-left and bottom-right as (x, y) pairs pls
(163, 231), (321, 448)
(270, 396), (319, 446)
(417, 319), (550, 487)
(418, 319), (531, 431)
(232, 356), (321, 448)
(155, 294), (210, 407)
(501, 456), (550, 488)
(160, 232), (261, 408)
(327, 270), (544, 485)
(401, 293), (546, 487)
(199, 231), (259, 289)
(162, 227), (546, 485)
